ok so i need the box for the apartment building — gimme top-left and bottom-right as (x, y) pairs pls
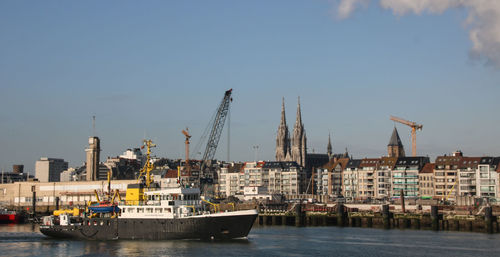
(217, 163), (244, 198)
(476, 157), (500, 199)
(457, 157), (480, 197)
(343, 159), (362, 200)
(263, 161), (303, 195)
(315, 165), (329, 195)
(239, 161), (267, 188)
(314, 158), (349, 196)
(375, 157), (396, 200)
(434, 155), (461, 201)
(419, 163), (434, 199)
(330, 158), (349, 196)
(392, 157), (429, 199)
(358, 158), (379, 200)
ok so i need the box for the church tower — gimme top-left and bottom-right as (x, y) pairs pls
(276, 98), (291, 161)
(291, 97), (307, 167)
(327, 133), (333, 160)
(388, 127), (405, 158)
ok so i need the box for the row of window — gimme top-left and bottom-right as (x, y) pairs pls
(123, 207), (173, 214)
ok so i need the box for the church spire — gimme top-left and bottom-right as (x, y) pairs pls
(280, 97), (286, 126)
(291, 96), (306, 167)
(295, 96), (302, 127)
(327, 133), (332, 159)
(276, 97), (290, 162)
(387, 127), (405, 157)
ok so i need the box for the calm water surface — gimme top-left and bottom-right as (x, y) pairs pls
(1, 224), (499, 256)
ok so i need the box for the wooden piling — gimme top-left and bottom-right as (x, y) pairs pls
(337, 203), (346, 227)
(382, 204), (390, 229)
(485, 206), (493, 234)
(295, 204), (304, 227)
(272, 216), (277, 226)
(431, 205), (439, 231)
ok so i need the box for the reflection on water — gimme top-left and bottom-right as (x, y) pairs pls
(1, 224), (500, 257)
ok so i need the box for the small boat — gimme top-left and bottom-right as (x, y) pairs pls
(88, 202), (120, 214)
(0, 209), (22, 224)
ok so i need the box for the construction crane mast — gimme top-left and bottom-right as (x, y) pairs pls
(200, 89), (233, 192)
(390, 115), (423, 157)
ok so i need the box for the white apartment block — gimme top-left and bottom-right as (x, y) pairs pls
(358, 159), (379, 200)
(217, 163), (244, 198)
(315, 167), (329, 195)
(263, 162), (303, 195)
(343, 159), (361, 200)
(375, 157), (396, 199)
(217, 161), (303, 197)
(457, 157), (480, 197)
(476, 157), (500, 199)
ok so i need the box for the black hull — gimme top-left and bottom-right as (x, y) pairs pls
(40, 213), (257, 240)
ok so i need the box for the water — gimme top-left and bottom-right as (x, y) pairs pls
(1, 224), (500, 257)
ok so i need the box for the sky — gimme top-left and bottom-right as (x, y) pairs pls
(1, 1), (499, 174)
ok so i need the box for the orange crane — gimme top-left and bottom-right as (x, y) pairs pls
(390, 115), (423, 157)
(182, 128), (191, 173)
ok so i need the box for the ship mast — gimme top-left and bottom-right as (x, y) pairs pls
(138, 139), (156, 188)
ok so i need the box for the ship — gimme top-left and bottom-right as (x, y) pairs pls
(39, 139), (258, 240)
(0, 209), (22, 224)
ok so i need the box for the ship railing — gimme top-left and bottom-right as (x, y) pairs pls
(121, 200), (154, 206)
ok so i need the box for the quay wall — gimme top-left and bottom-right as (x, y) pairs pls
(256, 204), (500, 234)
(0, 180), (136, 213)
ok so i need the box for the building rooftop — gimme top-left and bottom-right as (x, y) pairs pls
(346, 159), (362, 169)
(395, 156), (429, 169)
(262, 161), (301, 169)
(420, 163), (435, 174)
(359, 158), (380, 168)
(379, 157), (397, 169)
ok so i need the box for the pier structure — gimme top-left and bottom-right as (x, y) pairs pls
(255, 203), (500, 233)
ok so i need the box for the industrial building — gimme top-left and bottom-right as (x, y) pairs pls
(35, 158), (68, 182)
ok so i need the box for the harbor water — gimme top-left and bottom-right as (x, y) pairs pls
(1, 224), (500, 257)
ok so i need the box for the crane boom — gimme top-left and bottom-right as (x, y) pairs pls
(200, 89), (233, 190)
(390, 115), (423, 157)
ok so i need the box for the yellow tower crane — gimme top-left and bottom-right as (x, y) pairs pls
(390, 116), (423, 157)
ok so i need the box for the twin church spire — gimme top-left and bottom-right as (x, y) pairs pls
(276, 97), (307, 167)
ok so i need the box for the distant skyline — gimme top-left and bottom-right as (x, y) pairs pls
(1, 1), (499, 173)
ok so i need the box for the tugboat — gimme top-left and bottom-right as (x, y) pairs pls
(40, 140), (258, 240)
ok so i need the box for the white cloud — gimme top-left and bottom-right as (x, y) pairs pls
(336, 0), (370, 19)
(336, 0), (500, 68)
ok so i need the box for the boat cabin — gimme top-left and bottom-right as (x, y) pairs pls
(119, 187), (203, 219)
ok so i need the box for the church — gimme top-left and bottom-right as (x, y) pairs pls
(275, 97), (307, 167)
(275, 97), (347, 177)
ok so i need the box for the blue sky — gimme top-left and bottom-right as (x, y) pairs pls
(1, 1), (499, 173)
